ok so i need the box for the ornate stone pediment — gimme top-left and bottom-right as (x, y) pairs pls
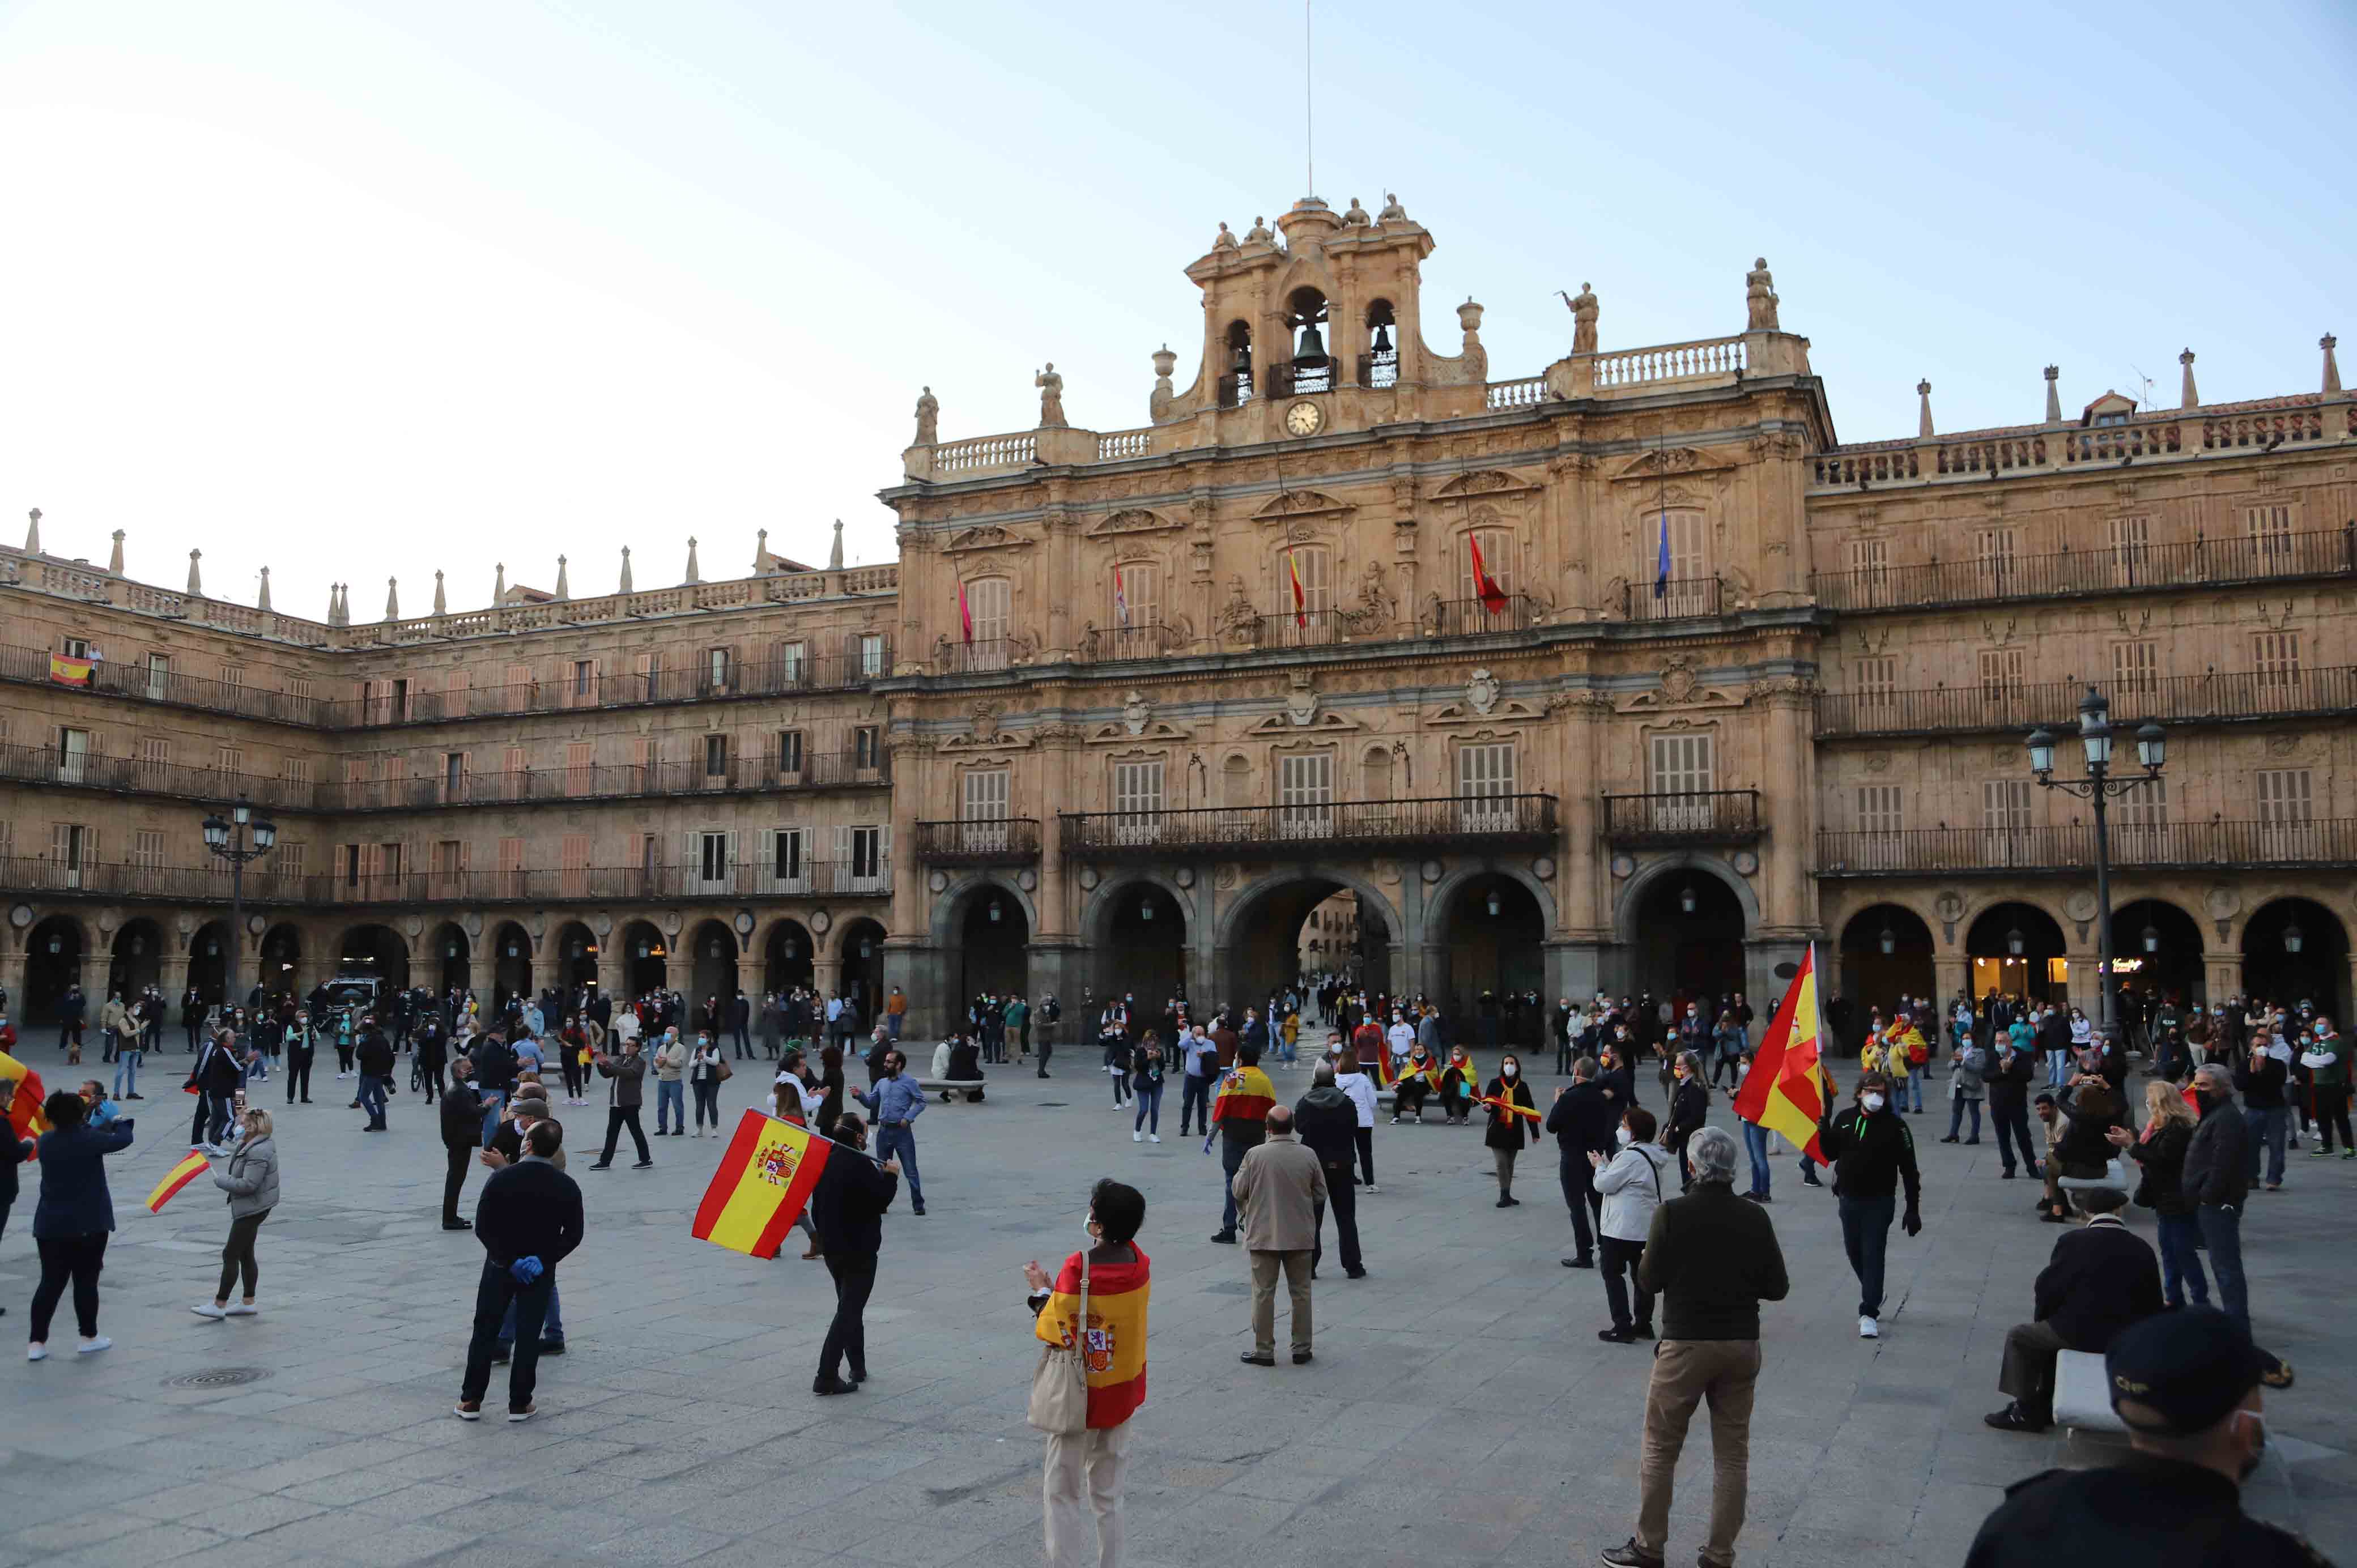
(1614, 655), (1745, 713)
(1089, 720), (1192, 744)
(1432, 468), (1542, 501)
(1250, 488), (1356, 526)
(938, 701), (1034, 751)
(1428, 697), (1542, 727)
(1087, 508), (1180, 537)
(1610, 446), (1736, 483)
(943, 523), (1035, 555)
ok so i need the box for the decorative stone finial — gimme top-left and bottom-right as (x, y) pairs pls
(618, 546), (633, 594)
(1917, 380), (1934, 438)
(186, 548), (203, 597)
(432, 569), (446, 616)
(913, 385), (938, 446)
(1150, 343), (1178, 423)
(494, 562), (506, 602)
(2044, 365), (2062, 423)
(326, 582), (340, 625)
(554, 555), (570, 601)
(384, 576), (399, 621)
(828, 519), (845, 572)
(1745, 258), (1779, 331)
(257, 566), (271, 612)
(108, 529), (125, 575)
(2180, 348), (2198, 409)
(684, 536), (701, 585)
(23, 508), (39, 554)
(2324, 334), (2342, 395)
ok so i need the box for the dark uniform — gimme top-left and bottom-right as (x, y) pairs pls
(1964, 1452), (2329, 1566)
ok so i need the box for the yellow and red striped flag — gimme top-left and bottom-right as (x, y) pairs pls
(691, 1107), (833, 1259)
(1034, 1246), (1152, 1427)
(0, 1049), (47, 1156)
(48, 653), (94, 687)
(1287, 550), (1307, 628)
(1733, 943), (1832, 1165)
(146, 1151), (210, 1213)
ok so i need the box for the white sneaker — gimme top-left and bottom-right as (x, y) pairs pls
(191, 1303), (227, 1319)
(1132, 1131), (1142, 1142)
(1858, 1316), (1879, 1339)
(76, 1336), (112, 1354)
(1149, 1134), (1161, 1143)
(223, 1303), (257, 1316)
(25, 1343), (44, 1361)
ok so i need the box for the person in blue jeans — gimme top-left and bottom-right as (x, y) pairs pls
(2180, 1064), (2249, 1331)
(1815, 1071), (1921, 1339)
(2111, 1083), (2208, 1309)
(1741, 1119), (1773, 1200)
(1130, 1036), (1166, 1143)
(2235, 1039), (2290, 1190)
(852, 1049), (927, 1216)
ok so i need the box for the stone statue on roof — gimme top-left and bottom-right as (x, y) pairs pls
(1212, 221), (1239, 252)
(1342, 195), (1370, 226)
(1562, 282), (1599, 355)
(913, 385), (938, 446)
(1244, 215), (1274, 245)
(1745, 258), (1779, 331)
(1376, 192), (1407, 222)
(1035, 363), (1067, 428)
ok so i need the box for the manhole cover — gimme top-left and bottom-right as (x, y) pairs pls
(163, 1367), (273, 1389)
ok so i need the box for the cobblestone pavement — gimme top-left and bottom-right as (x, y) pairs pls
(2, 1050), (2350, 1567)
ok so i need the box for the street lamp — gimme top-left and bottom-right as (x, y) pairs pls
(2142, 924), (2160, 955)
(1679, 884), (1697, 915)
(2027, 684), (2165, 1054)
(1879, 924), (1896, 956)
(2283, 921), (2305, 955)
(198, 792), (278, 1012)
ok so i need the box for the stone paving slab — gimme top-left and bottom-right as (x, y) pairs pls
(2, 1053), (2352, 1565)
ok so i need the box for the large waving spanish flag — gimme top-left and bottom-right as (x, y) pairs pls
(1033, 1246), (1151, 1428)
(0, 1049), (48, 1156)
(691, 1108), (833, 1258)
(146, 1151), (210, 1213)
(1733, 944), (1832, 1165)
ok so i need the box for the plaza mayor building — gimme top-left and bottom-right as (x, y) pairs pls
(4, 193), (2353, 1040)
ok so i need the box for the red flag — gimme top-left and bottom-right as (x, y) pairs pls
(1731, 944), (1832, 1164)
(1469, 534), (1508, 615)
(1287, 551), (1308, 629)
(958, 578), (973, 644)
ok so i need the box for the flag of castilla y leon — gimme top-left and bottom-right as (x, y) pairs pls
(1732, 944), (1834, 1165)
(1, 1049), (49, 1155)
(692, 1109), (833, 1259)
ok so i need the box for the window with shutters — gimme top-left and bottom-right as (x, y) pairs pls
(1644, 512), (1710, 616)
(138, 736), (170, 789)
(559, 833), (590, 900)
(777, 730), (805, 776)
(847, 825), (884, 888)
(2111, 640), (2159, 694)
(342, 843), (362, 888)
(1857, 785), (1904, 834)
(1456, 742), (1517, 832)
(52, 823), (92, 887)
(2257, 768), (2315, 859)
(2253, 632), (2301, 690)
(502, 663), (533, 714)
(631, 832), (662, 887)
(1113, 759), (1165, 844)
(1853, 656), (1898, 715)
(2109, 515), (2152, 578)
(633, 651), (660, 701)
(276, 841), (304, 881)
(704, 647), (731, 693)
(771, 827), (807, 890)
(495, 836), (524, 897)
(631, 736), (654, 781)
(1273, 547), (1331, 636)
(687, 829), (730, 890)
(144, 652), (171, 698)
(1459, 528), (1516, 601)
(433, 840), (462, 896)
(1978, 648), (2026, 698)
(2112, 776), (2169, 858)
(501, 744), (527, 802)
(383, 754), (406, 798)
(704, 735), (729, 778)
(220, 663), (244, 691)
(132, 829), (164, 870)
(564, 742), (593, 796)
(854, 725), (882, 772)
(1846, 536), (1889, 606)
(780, 641), (807, 685)
(441, 752), (462, 798)
(378, 841), (402, 881)
(288, 675), (313, 702)
(283, 755), (312, 789)
(858, 633), (886, 678)
(2247, 504), (2294, 565)
(1972, 527), (2020, 595)
(1278, 751), (1334, 838)
(571, 659), (594, 700)
(966, 578), (1011, 669)
(1981, 779), (2033, 868)
(1111, 563), (1159, 657)
(1648, 734), (1715, 831)
(56, 726), (91, 785)
(961, 768), (1011, 853)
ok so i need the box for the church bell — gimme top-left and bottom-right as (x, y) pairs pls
(1372, 322), (1393, 354)
(1231, 340), (1251, 373)
(1294, 320), (1328, 368)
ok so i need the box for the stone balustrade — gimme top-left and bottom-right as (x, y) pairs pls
(1096, 428), (1154, 459)
(1484, 377), (1550, 409)
(1591, 335), (1748, 389)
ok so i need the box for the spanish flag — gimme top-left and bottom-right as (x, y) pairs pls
(1034, 1246), (1151, 1428)
(958, 577), (974, 645)
(1287, 550), (1307, 628)
(691, 1107), (833, 1259)
(1399, 1051), (1442, 1092)
(0, 1049), (47, 1156)
(1211, 1063), (1275, 1128)
(48, 653), (94, 687)
(1733, 944), (1832, 1165)
(1480, 1085), (1542, 1121)
(146, 1151), (210, 1213)
(1469, 532), (1508, 615)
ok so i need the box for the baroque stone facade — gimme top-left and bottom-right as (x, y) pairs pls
(5, 199), (2354, 1038)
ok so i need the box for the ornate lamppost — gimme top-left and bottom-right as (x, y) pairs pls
(200, 794), (278, 1010)
(2026, 687), (2164, 1050)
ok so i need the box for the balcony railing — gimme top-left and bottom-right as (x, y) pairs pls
(1079, 624), (1180, 662)
(1357, 348), (1398, 389)
(1424, 594), (1536, 637)
(1811, 527), (2357, 613)
(0, 644), (333, 726)
(912, 818), (1042, 866)
(1818, 819), (2357, 876)
(1602, 790), (1763, 846)
(1819, 666), (2357, 738)
(1622, 576), (1724, 621)
(1267, 358), (1336, 398)
(0, 857), (891, 906)
(1061, 794), (1558, 860)
(0, 742), (320, 813)
(1216, 370), (1253, 408)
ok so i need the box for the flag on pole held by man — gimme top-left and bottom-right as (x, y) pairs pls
(48, 653), (94, 687)
(691, 1108), (835, 1259)
(957, 578), (974, 645)
(1469, 532), (1508, 615)
(1, 1049), (48, 1155)
(1731, 944), (1833, 1164)
(1653, 513), (1672, 599)
(1287, 551), (1308, 629)
(146, 1151), (210, 1212)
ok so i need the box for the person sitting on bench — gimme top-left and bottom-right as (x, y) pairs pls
(1984, 1184), (2163, 1433)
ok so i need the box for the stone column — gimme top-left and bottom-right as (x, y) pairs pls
(1934, 954), (1971, 1012)
(1759, 684), (1816, 936)
(737, 956), (765, 1006)
(0, 936), (25, 1015)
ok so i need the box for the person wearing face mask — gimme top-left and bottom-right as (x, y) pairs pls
(1439, 1045), (1482, 1126)
(806, 1112), (900, 1396)
(1480, 1054), (1541, 1207)
(1665, 1052), (1711, 1190)
(2180, 1063), (2253, 1333)
(1024, 1179), (1151, 1568)
(1590, 1106), (1673, 1343)
(1815, 1071), (1921, 1339)
(1963, 1308), (2314, 1567)
(851, 1050), (928, 1217)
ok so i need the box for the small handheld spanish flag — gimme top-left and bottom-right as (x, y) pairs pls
(1286, 550), (1307, 629)
(0, 1048), (48, 1154)
(146, 1151), (210, 1213)
(691, 1108), (833, 1259)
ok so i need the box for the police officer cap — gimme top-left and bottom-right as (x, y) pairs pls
(2105, 1307), (2291, 1435)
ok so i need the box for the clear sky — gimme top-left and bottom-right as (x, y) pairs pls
(2, 0), (2350, 620)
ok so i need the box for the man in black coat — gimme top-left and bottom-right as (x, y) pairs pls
(354, 1016), (395, 1130)
(189, 1030), (241, 1151)
(439, 1067), (484, 1230)
(729, 991), (752, 1060)
(807, 1113), (900, 1395)
(456, 1120), (583, 1421)
(1294, 1064), (1363, 1280)
(1546, 1056), (1619, 1269)
(1985, 1186), (2164, 1432)
(1985, 1029), (2039, 1178)
(2182, 1063), (2253, 1332)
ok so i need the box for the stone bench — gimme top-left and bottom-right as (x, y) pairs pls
(2054, 1349), (2126, 1435)
(917, 1077), (986, 1103)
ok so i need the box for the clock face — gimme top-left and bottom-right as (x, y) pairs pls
(1284, 399), (1324, 436)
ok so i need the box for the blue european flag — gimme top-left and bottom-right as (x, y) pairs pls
(1654, 513), (1671, 598)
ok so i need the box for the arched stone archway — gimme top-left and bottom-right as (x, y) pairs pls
(838, 918), (887, 1025)
(1837, 903), (1937, 1020)
(23, 913), (88, 1026)
(616, 919), (667, 999)
(108, 917), (167, 1003)
(761, 918), (814, 995)
(1217, 871), (1400, 1011)
(2112, 898), (2206, 1019)
(1619, 869), (1749, 1016)
(258, 923), (303, 1004)
(426, 922), (471, 1000)
(551, 921), (599, 992)
(339, 923), (412, 996)
(687, 919), (739, 1013)
(489, 921), (533, 1013)
(1965, 901), (2068, 1009)
(1429, 871), (1548, 1046)
(2241, 897), (2350, 1023)
(941, 884), (1029, 1007)
(189, 918), (235, 1005)
(1083, 876), (1191, 1005)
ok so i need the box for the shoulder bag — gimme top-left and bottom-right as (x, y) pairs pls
(714, 1052), (734, 1083)
(1026, 1255), (1091, 1434)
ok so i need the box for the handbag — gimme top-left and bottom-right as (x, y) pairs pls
(1026, 1255), (1091, 1434)
(714, 1054), (734, 1083)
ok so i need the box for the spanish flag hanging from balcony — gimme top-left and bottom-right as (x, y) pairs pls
(146, 1150), (210, 1213)
(1469, 533), (1508, 615)
(1113, 566), (1130, 627)
(957, 577), (974, 644)
(1287, 550), (1307, 628)
(691, 1108), (833, 1259)
(0, 1049), (49, 1154)
(48, 653), (94, 687)
(1731, 944), (1832, 1165)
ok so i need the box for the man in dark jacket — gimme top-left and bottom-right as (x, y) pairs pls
(1816, 1071), (1921, 1340)
(1294, 1064), (1363, 1280)
(1603, 1127), (1789, 1568)
(281, 1011), (318, 1106)
(1546, 1056), (1618, 1268)
(808, 1111), (900, 1395)
(456, 1119), (582, 1422)
(1985, 1186), (2164, 1432)
(1985, 1029), (2039, 1178)
(2233, 1039), (2290, 1191)
(439, 1067), (484, 1230)
(188, 1030), (242, 1151)
(2183, 1063), (2253, 1332)
(354, 1016), (395, 1131)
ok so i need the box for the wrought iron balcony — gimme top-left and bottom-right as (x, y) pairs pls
(0, 857), (891, 906)
(1602, 790), (1764, 847)
(1079, 623), (1180, 662)
(1621, 576), (1724, 621)
(1810, 526), (2357, 613)
(1818, 666), (2357, 739)
(1817, 819), (2357, 876)
(1060, 794), (1558, 862)
(913, 817), (1042, 866)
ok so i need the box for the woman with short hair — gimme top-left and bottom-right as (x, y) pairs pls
(194, 1107), (279, 1319)
(27, 1089), (134, 1360)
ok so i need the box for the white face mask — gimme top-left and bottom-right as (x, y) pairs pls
(1503, 1064), (1517, 1079)
(1615, 1126), (1633, 1147)
(1862, 1093), (1886, 1113)
(1083, 1214), (1097, 1246)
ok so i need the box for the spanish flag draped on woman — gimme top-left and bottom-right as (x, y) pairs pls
(1032, 1245), (1152, 1428)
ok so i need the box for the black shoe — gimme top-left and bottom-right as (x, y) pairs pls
(1562, 1255), (1595, 1268)
(1239, 1352), (1275, 1366)
(1210, 1231), (1237, 1244)
(1983, 1402), (2050, 1434)
(1632, 1323), (1655, 1339)
(1292, 1350), (1313, 1364)
(1964, 1138), (1980, 1145)
(1802, 1175), (1824, 1187)
(538, 1340), (565, 1355)
(1599, 1542), (1665, 1568)
(912, 1206), (926, 1216)
(1741, 1192), (1769, 1204)
(442, 1218), (472, 1231)
(812, 1376), (860, 1396)
(633, 1160), (654, 1170)
(491, 1345), (512, 1364)
(2000, 1168), (2016, 1179)
(1597, 1326), (1640, 1344)
(1345, 1268), (1367, 1279)
(1495, 1196), (1513, 1208)
(1939, 1136), (1960, 1144)
(588, 1161), (612, 1170)
(849, 1369), (866, 1385)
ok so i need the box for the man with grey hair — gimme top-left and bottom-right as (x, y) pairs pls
(1601, 1123), (1788, 1568)
(2180, 1062), (2252, 1331)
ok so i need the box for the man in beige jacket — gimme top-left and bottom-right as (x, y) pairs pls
(1231, 1105), (1327, 1366)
